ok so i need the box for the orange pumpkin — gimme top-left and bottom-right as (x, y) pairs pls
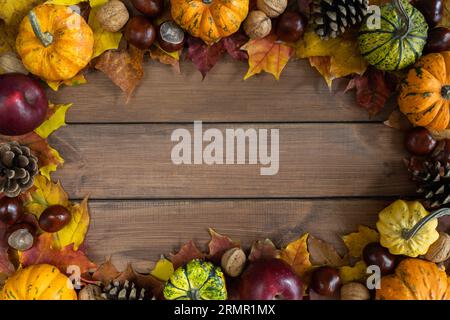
(170, 0), (249, 45)
(0, 264), (77, 300)
(376, 258), (450, 300)
(16, 3), (94, 81)
(399, 51), (450, 131)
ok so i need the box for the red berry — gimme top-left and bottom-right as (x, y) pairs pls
(39, 205), (71, 233)
(404, 127), (437, 156)
(0, 197), (24, 225)
(362, 242), (396, 275)
(310, 266), (341, 296)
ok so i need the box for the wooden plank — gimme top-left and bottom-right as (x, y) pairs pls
(86, 199), (389, 272)
(48, 59), (392, 123)
(50, 123), (412, 199)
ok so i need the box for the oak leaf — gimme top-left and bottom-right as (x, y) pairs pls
(187, 36), (226, 78)
(149, 45), (181, 73)
(339, 260), (367, 284)
(19, 233), (97, 274)
(23, 175), (69, 217)
(248, 239), (280, 262)
(150, 256), (174, 282)
(95, 46), (145, 102)
(342, 226), (379, 258)
(207, 228), (240, 263)
(0, 133), (64, 180)
(242, 34), (293, 80)
(280, 233), (312, 280)
(296, 31), (367, 87)
(53, 197), (90, 250)
(170, 240), (205, 270)
(308, 235), (348, 267)
(35, 103), (73, 139)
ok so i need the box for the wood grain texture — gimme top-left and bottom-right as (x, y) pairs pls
(86, 199), (388, 272)
(47, 59), (392, 123)
(50, 123), (412, 199)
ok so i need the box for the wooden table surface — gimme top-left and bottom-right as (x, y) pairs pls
(48, 58), (411, 272)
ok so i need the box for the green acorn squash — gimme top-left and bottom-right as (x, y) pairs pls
(358, 0), (428, 71)
(163, 260), (227, 300)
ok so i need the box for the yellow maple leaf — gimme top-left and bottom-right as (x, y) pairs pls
(35, 103), (72, 139)
(339, 260), (367, 284)
(46, 73), (87, 92)
(24, 175), (69, 217)
(242, 34), (293, 80)
(0, 0), (44, 26)
(150, 256), (174, 281)
(150, 45), (181, 73)
(280, 233), (312, 279)
(39, 146), (64, 180)
(296, 31), (368, 87)
(342, 226), (379, 258)
(52, 197), (90, 250)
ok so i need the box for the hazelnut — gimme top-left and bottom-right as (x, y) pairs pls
(96, 0), (130, 32)
(340, 282), (370, 300)
(78, 284), (103, 300)
(243, 11), (272, 39)
(424, 232), (450, 263)
(221, 247), (246, 277)
(256, 0), (287, 18)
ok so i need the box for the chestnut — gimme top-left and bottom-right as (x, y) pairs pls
(0, 197), (24, 225)
(404, 127), (437, 156)
(362, 242), (396, 275)
(157, 21), (185, 52)
(413, 0), (443, 28)
(124, 16), (156, 50)
(7, 222), (36, 251)
(39, 205), (71, 233)
(276, 11), (307, 43)
(131, 0), (164, 18)
(424, 27), (450, 54)
(310, 266), (342, 297)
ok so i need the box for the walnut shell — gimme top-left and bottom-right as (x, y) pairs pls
(96, 0), (130, 33)
(221, 247), (246, 277)
(256, 0), (287, 18)
(340, 282), (370, 300)
(424, 232), (450, 263)
(243, 10), (272, 39)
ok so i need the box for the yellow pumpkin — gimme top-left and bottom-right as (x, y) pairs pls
(0, 264), (77, 300)
(16, 3), (94, 81)
(170, 0), (249, 45)
(399, 51), (450, 130)
(376, 258), (450, 300)
(376, 200), (439, 257)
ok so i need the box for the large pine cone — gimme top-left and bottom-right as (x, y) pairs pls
(0, 142), (38, 197)
(101, 280), (150, 300)
(312, 0), (369, 39)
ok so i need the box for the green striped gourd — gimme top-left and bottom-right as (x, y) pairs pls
(358, 0), (428, 71)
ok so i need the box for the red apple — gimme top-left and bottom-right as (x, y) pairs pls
(239, 258), (303, 300)
(0, 73), (48, 136)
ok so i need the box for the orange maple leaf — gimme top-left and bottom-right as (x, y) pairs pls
(280, 233), (312, 280)
(242, 34), (293, 80)
(19, 233), (96, 274)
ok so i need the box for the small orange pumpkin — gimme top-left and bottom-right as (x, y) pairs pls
(170, 0), (249, 45)
(16, 3), (94, 81)
(399, 51), (450, 131)
(0, 264), (77, 300)
(376, 258), (450, 300)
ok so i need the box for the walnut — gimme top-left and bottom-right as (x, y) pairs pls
(221, 247), (247, 277)
(425, 232), (450, 263)
(243, 11), (272, 40)
(256, 0), (287, 18)
(340, 282), (370, 300)
(96, 0), (130, 33)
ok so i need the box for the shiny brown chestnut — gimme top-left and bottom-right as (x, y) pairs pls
(39, 205), (72, 233)
(157, 21), (185, 52)
(276, 11), (307, 43)
(0, 197), (24, 225)
(310, 266), (342, 297)
(413, 0), (443, 28)
(124, 16), (156, 50)
(131, 0), (164, 18)
(424, 27), (450, 54)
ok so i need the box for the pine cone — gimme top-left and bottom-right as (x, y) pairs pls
(312, 0), (369, 39)
(0, 142), (38, 197)
(101, 280), (149, 300)
(406, 157), (450, 209)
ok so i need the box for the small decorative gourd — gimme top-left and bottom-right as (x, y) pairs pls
(359, 0), (428, 71)
(163, 259), (227, 300)
(399, 51), (450, 130)
(376, 200), (439, 257)
(16, 3), (94, 81)
(170, 0), (249, 45)
(376, 258), (450, 300)
(0, 264), (77, 300)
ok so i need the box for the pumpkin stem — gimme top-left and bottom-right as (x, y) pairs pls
(28, 10), (54, 48)
(442, 85), (450, 100)
(393, 0), (411, 39)
(402, 208), (450, 240)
